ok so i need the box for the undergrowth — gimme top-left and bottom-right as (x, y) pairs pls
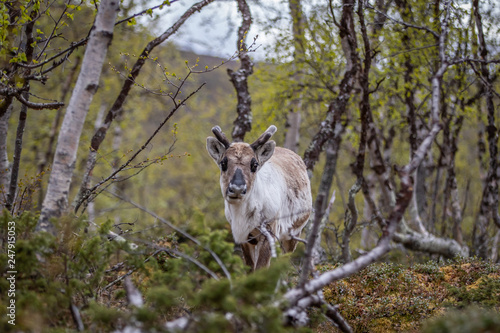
(1, 211), (499, 332)
(321, 257), (500, 332)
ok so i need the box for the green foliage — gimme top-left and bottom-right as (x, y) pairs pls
(1, 208), (288, 332)
(190, 257), (294, 332)
(0, 210), (127, 331)
(422, 307), (500, 333)
(447, 277), (500, 309)
(321, 258), (500, 332)
(4, 214), (496, 332)
(87, 301), (125, 330)
(441, 257), (500, 309)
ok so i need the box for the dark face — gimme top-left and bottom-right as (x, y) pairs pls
(219, 143), (259, 202)
(207, 128), (276, 203)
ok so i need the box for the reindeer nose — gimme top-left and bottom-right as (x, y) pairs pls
(228, 169), (247, 197)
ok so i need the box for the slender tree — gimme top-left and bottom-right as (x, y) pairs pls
(229, 0), (253, 142)
(472, 0), (500, 259)
(283, 0), (305, 152)
(5, 7), (37, 212)
(37, 0), (120, 233)
(74, 0), (216, 210)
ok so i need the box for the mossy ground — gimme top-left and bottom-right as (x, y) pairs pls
(319, 258), (500, 332)
(1, 212), (499, 332)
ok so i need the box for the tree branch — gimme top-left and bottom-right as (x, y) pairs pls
(14, 92), (64, 110)
(229, 0), (254, 142)
(107, 191), (232, 284)
(284, 121), (441, 309)
(74, 83), (205, 213)
(303, 0), (360, 172)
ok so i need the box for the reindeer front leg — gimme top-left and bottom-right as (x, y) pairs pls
(241, 242), (256, 269)
(255, 237), (272, 269)
(241, 231), (272, 271)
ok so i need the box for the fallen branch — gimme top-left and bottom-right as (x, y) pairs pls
(393, 230), (469, 258)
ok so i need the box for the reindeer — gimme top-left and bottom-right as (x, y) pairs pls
(206, 125), (312, 270)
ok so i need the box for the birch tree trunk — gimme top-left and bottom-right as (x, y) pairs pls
(229, 0), (253, 142)
(37, 0), (120, 233)
(74, 0), (216, 211)
(283, 0), (305, 152)
(37, 57), (81, 210)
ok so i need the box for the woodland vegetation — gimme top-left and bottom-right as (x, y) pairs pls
(0, 0), (499, 332)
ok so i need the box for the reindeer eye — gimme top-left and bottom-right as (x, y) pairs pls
(220, 157), (228, 172)
(250, 158), (259, 173)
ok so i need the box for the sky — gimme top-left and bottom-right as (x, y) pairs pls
(142, 0), (500, 60)
(147, 0), (290, 60)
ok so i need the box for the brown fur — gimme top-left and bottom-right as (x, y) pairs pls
(219, 143), (256, 197)
(241, 232), (273, 270)
(270, 147), (310, 196)
(207, 126), (312, 272)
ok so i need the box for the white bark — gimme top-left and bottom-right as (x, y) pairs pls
(284, 0), (305, 152)
(393, 230), (468, 258)
(284, 109), (301, 152)
(37, 0), (119, 233)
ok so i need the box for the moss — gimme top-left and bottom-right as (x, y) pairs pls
(446, 276), (500, 309)
(321, 257), (500, 332)
(422, 307), (500, 333)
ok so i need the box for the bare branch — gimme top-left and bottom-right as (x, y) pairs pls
(300, 190), (336, 285)
(70, 302), (84, 332)
(467, 60), (500, 100)
(14, 92), (64, 110)
(104, 249), (174, 290)
(323, 303), (353, 333)
(37, 0), (120, 233)
(303, 0), (360, 171)
(107, 191), (232, 284)
(393, 230), (468, 257)
(90, 0), (216, 152)
(342, 180), (362, 263)
(284, 121), (442, 308)
(16, 38), (88, 70)
(35, 0), (72, 62)
(365, 2), (439, 38)
(124, 276), (144, 307)
(75, 0), (216, 212)
(75, 83), (205, 212)
(115, 0), (181, 26)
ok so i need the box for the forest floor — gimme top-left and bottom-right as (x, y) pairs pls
(317, 257), (500, 332)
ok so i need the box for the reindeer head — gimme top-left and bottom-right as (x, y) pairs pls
(206, 126), (277, 203)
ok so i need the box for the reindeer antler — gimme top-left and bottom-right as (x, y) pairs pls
(212, 126), (231, 148)
(250, 125), (277, 151)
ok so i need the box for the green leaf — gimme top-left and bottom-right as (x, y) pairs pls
(127, 17), (137, 26)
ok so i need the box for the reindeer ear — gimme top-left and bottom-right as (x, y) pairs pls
(207, 137), (226, 163)
(255, 140), (275, 164)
